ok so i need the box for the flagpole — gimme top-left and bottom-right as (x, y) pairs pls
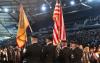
(22, 4), (33, 48)
(56, 0), (62, 56)
(56, 0), (67, 56)
(29, 25), (33, 32)
(58, 0), (64, 16)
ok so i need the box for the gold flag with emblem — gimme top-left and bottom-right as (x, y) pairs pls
(16, 4), (30, 48)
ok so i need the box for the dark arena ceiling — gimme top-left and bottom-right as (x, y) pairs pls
(0, 0), (100, 44)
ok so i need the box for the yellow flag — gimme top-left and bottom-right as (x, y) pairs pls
(16, 4), (30, 48)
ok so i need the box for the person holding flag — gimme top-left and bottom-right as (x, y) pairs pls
(52, 0), (67, 57)
(59, 40), (71, 63)
(52, 0), (70, 63)
(16, 4), (44, 63)
(16, 4), (33, 63)
(44, 35), (56, 63)
(53, 0), (66, 46)
(24, 34), (43, 63)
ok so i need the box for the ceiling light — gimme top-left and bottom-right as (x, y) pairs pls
(0, 8), (2, 11)
(70, 1), (75, 6)
(41, 4), (46, 11)
(12, 10), (15, 13)
(87, 0), (93, 2)
(50, 6), (52, 9)
(4, 8), (9, 12)
(64, 4), (66, 6)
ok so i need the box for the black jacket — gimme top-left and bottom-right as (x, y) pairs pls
(24, 43), (43, 63)
(59, 47), (71, 63)
(70, 47), (83, 63)
(44, 43), (56, 63)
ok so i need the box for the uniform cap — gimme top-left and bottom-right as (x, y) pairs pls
(31, 33), (38, 38)
(45, 35), (53, 41)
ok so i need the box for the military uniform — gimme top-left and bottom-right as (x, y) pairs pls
(45, 43), (56, 63)
(24, 43), (43, 63)
(59, 47), (71, 63)
(70, 47), (83, 63)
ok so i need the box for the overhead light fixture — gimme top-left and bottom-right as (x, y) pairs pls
(50, 6), (52, 9)
(4, 8), (9, 12)
(64, 4), (66, 6)
(41, 4), (46, 11)
(12, 10), (15, 13)
(87, 0), (93, 2)
(0, 8), (2, 11)
(70, 1), (75, 6)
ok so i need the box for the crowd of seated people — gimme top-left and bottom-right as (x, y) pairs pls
(82, 45), (100, 63)
(0, 46), (22, 63)
(68, 30), (100, 46)
(0, 40), (99, 63)
(0, 29), (100, 63)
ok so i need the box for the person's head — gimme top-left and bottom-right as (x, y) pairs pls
(83, 47), (89, 53)
(70, 40), (77, 49)
(61, 40), (67, 48)
(89, 47), (94, 53)
(45, 35), (53, 45)
(31, 34), (38, 44)
(9, 46), (13, 48)
(76, 42), (81, 47)
(79, 45), (83, 50)
(97, 46), (100, 52)
(93, 46), (97, 52)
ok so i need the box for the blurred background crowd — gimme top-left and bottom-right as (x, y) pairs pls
(0, 40), (99, 63)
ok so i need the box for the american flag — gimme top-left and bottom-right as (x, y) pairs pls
(53, 0), (66, 46)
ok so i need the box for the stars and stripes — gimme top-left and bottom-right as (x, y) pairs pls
(53, 0), (66, 46)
